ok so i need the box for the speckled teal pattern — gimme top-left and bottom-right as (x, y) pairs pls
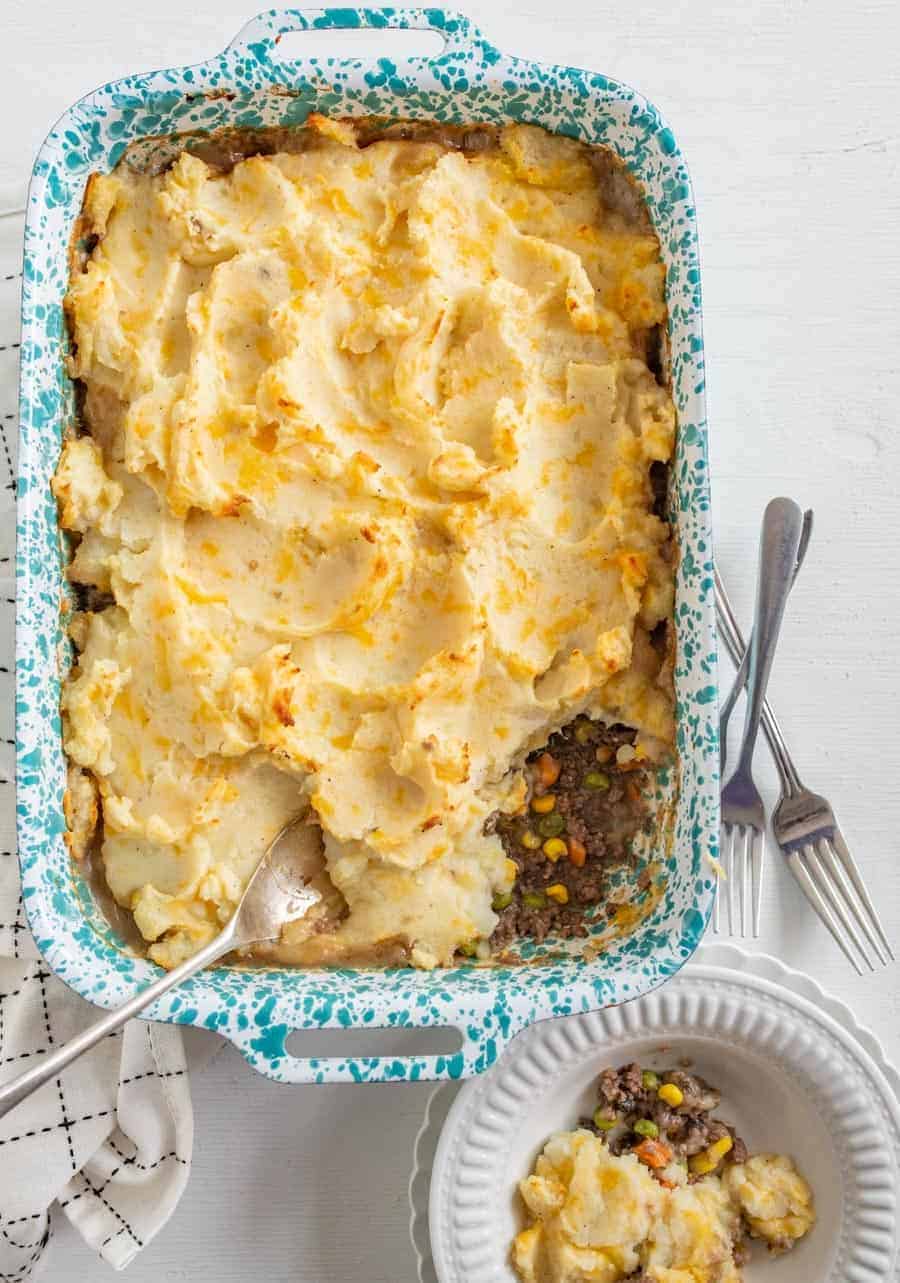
(16, 8), (718, 1084)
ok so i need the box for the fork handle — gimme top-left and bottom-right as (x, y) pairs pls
(718, 508), (812, 776)
(715, 570), (802, 792)
(733, 498), (806, 777)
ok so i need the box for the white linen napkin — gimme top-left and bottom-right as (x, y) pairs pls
(0, 221), (195, 1276)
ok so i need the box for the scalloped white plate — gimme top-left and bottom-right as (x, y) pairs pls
(413, 945), (900, 1283)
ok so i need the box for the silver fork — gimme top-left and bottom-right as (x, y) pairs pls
(717, 498), (806, 937)
(716, 570), (895, 974)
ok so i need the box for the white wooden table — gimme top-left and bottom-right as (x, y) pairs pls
(5, 0), (899, 1278)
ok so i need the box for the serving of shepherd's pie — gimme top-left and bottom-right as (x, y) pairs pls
(54, 116), (676, 969)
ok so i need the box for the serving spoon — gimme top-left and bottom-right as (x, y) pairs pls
(0, 816), (322, 1122)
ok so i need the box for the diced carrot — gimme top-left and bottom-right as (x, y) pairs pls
(535, 752), (561, 789)
(633, 1138), (673, 1170)
(625, 778), (642, 803)
(567, 837), (587, 868)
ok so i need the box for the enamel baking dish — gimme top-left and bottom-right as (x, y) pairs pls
(16, 7), (718, 1084)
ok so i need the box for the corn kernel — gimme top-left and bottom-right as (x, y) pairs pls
(521, 830), (541, 850)
(504, 858), (518, 883)
(688, 1134), (733, 1176)
(708, 1135), (733, 1161)
(543, 838), (567, 862)
(546, 883), (569, 904)
(531, 794), (556, 814)
(658, 1083), (684, 1107)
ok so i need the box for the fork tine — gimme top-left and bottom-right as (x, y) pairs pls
(829, 831), (895, 962)
(727, 824), (738, 935)
(804, 845), (876, 972)
(787, 851), (866, 975)
(805, 844), (876, 972)
(750, 829), (763, 938)
(736, 828), (745, 938)
(816, 840), (890, 967)
(740, 828), (751, 938)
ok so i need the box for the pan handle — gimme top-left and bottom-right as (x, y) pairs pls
(220, 985), (528, 1084)
(225, 7), (490, 65)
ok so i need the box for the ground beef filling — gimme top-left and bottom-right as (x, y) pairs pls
(490, 720), (652, 949)
(581, 1061), (748, 1170)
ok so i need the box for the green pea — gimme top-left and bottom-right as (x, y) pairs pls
(537, 812), (566, 838)
(584, 771), (610, 791)
(574, 719), (594, 744)
(641, 1070), (660, 1090)
(592, 1109), (617, 1131)
(457, 940), (478, 958)
(634, 1118), (659, 1139)
(523, 891), (547, 910)
(492, 892), (513, 912)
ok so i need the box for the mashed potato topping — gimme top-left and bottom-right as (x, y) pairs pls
(516, 1131), (665, 1280)
(56, 118), (675, 968)
(723, 1154), (816, 1249)
(513, 1132), (815, 1283)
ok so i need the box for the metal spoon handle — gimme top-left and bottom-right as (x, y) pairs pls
(0, 922), (237, 1122)
(734, 497), (805, 776)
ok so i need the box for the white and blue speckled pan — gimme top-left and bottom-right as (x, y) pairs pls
(16, 8), (719, 1084)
